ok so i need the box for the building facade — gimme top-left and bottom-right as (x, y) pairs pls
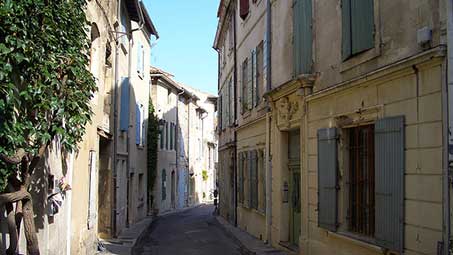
(150, 67), (218, 215)
(215, 0), (453, 254)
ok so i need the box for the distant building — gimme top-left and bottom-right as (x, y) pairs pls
(150, 67), (218, 215)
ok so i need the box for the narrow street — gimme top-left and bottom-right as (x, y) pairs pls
(133, 205), (242, 255)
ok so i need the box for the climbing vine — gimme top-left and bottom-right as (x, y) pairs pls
(147, 99), (159, 208)
(0, 0), (96, 254)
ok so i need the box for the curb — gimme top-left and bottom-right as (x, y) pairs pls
(214, 216), (256, 255)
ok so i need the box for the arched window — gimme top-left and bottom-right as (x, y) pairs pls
(162, 169), (166, 201)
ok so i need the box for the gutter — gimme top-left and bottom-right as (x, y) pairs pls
(443, 0), (453, 253)
(265, 0), (273, 244)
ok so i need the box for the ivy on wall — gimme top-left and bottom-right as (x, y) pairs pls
(147, 99), (159, 208)
(0, 0), (96, 253)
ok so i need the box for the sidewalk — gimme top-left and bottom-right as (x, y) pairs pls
(98, 216), (153, 255)
(215, 216), (289, 255)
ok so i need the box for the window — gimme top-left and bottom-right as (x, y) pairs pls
(228, 17), (234, 52)
(119, 77), (130, 131)
(165, 122), (169, 150)
(342, 0), (374, 60)
(239, 0), (250, 20)
(135, 104), (141, 145)
(162, 169), (166, 200)
(228, 76), (234, 125)
(258, 149), (266, 213)
(250, 150), (258, 210)
(241, 59), (248, 113)
(347, 125), (375, 237)
(169, 123), (173, 150)
(317, 116), (405, 252)
(238, 152), (245, 204)
(254, 42), (264, 106)
(137, 42), (144, 77)
(293, 0), (313, 75)
(160, 121), (164, 149)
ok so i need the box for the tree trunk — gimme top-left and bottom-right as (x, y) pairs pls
(6, 203), (18, 255)
(23, 197), (39, 255)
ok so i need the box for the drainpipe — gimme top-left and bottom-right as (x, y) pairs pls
(232, 4), (239, 227)
(265, 0), (273, 244)
(111, 0), (122, 237)
(443, 1), (453, 254)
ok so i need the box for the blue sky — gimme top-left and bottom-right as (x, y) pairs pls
(143, 0), (220, 95)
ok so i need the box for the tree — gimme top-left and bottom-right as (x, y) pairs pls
(147, 99), (159, 211)
(0, 0), (96, 254)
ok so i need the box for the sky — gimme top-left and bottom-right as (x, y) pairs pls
(143, 0), (220, 95)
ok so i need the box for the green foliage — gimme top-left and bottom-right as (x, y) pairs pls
(0, 0), (96, 189)
(147, 99), (159, 206)
(202, 170), (208, 181)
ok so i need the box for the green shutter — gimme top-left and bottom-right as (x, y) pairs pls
(238, 152), (244, 203)
(252, 49), (257, 107)
(375, 116), (405, 252)
(294, 0), (312, 75)
(317, 128), (338, 232)
(247, 151), (252, 207)
(351, 0), (374, 54)
(247, 56), (253, 110)
(342, 0), (352, 60)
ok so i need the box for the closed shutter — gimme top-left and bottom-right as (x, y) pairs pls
(375, 116), (404, 252)
(240, 0), (250, 20)
(120, 77), (130, 131)
(247, 151), (252, 207)
(263, 33), (268, 93)
(252, 150), (258, 209)
(229, 77), (234, 124)
(251, 49), (257, 107)
(351, 0), (374, 54)
(293, 0), (313, 75)
(137, 42), (142, 75)
(317, 128), (338, 231)
(238, 152), (244, 203)
(165, 122), (168, 150)
(341, 0), (352, 60)
(218, 94), (222, 130)
(135, 104), (141, 145)
(247, 55), (253, 110)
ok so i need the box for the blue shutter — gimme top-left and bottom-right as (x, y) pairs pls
(317, 128), (338, 232)
(120, 77), (130, 131)
(135, 104), (140, 145)
(375, 116), (405, 253)
(351, 0), (374, 54)
(294, 0), (313, 75)
(341, 0), (352, 60)
(137, 42), (142, 75)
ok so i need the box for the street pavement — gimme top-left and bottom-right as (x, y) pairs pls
(133, 204), (242, 255)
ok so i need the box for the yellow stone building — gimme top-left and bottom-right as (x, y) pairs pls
(215, 0), (453, 254)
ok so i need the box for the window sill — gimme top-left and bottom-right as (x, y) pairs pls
(340, 46), (381, 73)
(137, 145), (145, 150)
(327, 231), (384, 253)
(242, 111), (251, 119)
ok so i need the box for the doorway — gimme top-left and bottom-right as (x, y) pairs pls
(288, 130), (301, 246)
(171, 170), (176, 209)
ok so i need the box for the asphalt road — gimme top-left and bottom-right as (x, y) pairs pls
(133, 204), (242, 255)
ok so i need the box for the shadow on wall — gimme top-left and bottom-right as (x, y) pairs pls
(0, 141), (71, 253)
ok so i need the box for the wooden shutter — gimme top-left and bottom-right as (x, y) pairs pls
(137, 42), (142, 75)
(341, 0), (352, 60)
(135, 104), (141, 145)
(247, 151), (252, 207)
(263, 33), (268, 93)
(238, 152), (244, 203)
(293, 0), (313, 75)
(120, 77), (130, 131)
(247, 56), (253, 110)
(252, 150), (258, 209)
(317, 128), (338, 231)
(351, 0), (374, 54)
(375, 116), (404, 252)
(240, 0), (250, 20)
(165, 122), (168, 150)
(252, 49), (257, 108)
